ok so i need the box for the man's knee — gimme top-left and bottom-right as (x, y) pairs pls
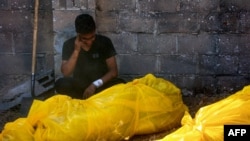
(55, 77), (74, 94)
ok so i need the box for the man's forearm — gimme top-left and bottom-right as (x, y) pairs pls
(101, 69), (118, 84)
(61, 50), (79, 76)
(92, 70), (117, 88)
(98, 56), (118, 85)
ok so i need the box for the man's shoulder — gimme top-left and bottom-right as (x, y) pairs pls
(64, 36), (76, 45)
(95, 34), (111, 42)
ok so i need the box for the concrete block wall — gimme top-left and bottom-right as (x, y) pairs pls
(52, 0), (250, 94)
(0, 0), (54, 94)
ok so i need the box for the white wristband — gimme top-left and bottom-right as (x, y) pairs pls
(93, 79), (103, 88)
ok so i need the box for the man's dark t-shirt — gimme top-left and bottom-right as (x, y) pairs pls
(62, 34), (116, 88)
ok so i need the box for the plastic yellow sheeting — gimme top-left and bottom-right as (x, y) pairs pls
(159, 85), (250, 141)
(0, 74), (187, 141)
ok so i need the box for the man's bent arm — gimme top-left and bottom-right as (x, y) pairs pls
(100, 56), (118, 84)
(61, 50), (80, 77)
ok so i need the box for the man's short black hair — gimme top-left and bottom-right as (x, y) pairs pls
(75, 14), (96, 34)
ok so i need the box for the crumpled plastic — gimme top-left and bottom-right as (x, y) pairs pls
(158, 85), (250, 141)
(0, 74), (187, 141)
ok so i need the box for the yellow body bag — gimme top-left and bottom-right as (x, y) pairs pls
(159, 85), (250, 141)
(0, 74), (187, 141)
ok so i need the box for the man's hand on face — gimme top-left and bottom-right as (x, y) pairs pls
(74, 35), (83, 52)
(83, 84), (96, 99)
(76, 32), (95, 51)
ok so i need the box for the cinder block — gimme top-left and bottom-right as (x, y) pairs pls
(238, 12), (250, 33)
(119, 11), (155, 33)
(96, 11), (119, 32)
(54, 54), (62, 77)
(180, 0), (219, 12)
(157, 13), (199, 33)
(53, 10), (84, 32)
(219, 12), (241, 33)
(0, 11), (32, 32)
(175, 75), (197, 90)
(13, 32), (33, 53)
(0, 54), (31, 75)
(138, 0), (179, 12)
(38, 11), (54, 34)
(117, 54), (158, 75)
(10, 0), (32, 10)
(201, 12), (221, 32)
(11, 0), (52, 10)
(0, 33), (13, 52)
(239, 55), (250, 74)
(177, 33), (217, 55)
(0, 54), (54, 75)
(218, 34), (250, 55)
(207, 9), (249, 34)
(54, 31), (76, 55)
(88, 0), (96, 9)
(216, 55), (238, 74)
(138, 34), (176, 54)
(43, 54), (55, 71)
(96, 0), (136, 11)
(221, 0), (250, 11)
(36, 53), (55, 72)
(218, 34), (240, 55)
(159, 55), (198, 74)
(198, 55), (217, 75)
(52, 0), (65, 9)
(0, 0), (9, 9)
(39, 0), (54, 10)
(103, 33), (137, 54)
(36, 31), (54, 53)
(66, 0), (88, 9)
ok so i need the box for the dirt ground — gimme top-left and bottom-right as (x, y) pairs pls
(0, 90), (231, 140)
